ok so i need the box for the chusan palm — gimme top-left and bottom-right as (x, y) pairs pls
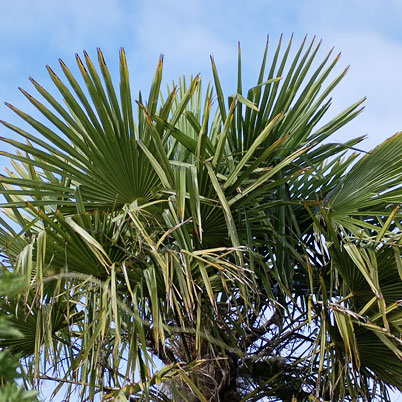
(0, 35), (402, 401)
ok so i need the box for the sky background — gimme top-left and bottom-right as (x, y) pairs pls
(1, 0), (402, 400)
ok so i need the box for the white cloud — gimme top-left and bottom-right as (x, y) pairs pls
(319, 31), (402, 150)
(291, 0), (402, 150)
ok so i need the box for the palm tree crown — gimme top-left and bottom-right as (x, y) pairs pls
(0, 35), (402, 401)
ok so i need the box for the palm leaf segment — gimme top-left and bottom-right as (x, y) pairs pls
(0, 35), (401, 401)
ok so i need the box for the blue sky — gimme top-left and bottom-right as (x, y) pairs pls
(1, 0), (402, 400)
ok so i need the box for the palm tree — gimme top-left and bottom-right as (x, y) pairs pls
(1, 35), (402, 401)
